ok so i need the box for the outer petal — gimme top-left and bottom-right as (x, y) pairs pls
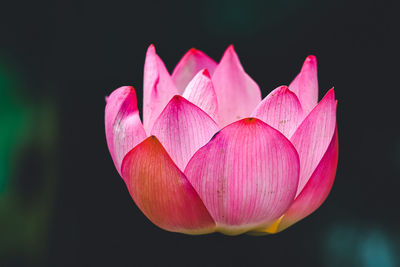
(151, 95), (219, 171)
(253, 127), (338, 234)
(251, 86), (304, 139)
(182, 69), (219, 122)
(105, 86), (146, 177)
(212, 45), (262, 127)
(143, 44), (178, 134)
(121, 136), (216, 234)
(184, 118), (299, 235)
(171, 48), (217, 93)
(290, 88), (336, 196)
(289, 55), (318, 114)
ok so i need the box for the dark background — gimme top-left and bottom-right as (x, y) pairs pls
(1, 0), (399, 266)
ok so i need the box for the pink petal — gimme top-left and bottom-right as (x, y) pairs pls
(251, 86), (304, 139)
(182, 69), (219, 122)
(121, 136), (216, 234)
(151, 95), (219, 171)
(184, 118), (299, 235)
(105, 86), (147, 177)
(212, 45), (262, 127)
(252, 127), (338, 234)
(278, 127), (338, 232)
(289, 55), (318, 114)
(290, 89), (337, 196)
(143, 44), (178, 134)
(171, 48), (217, 93)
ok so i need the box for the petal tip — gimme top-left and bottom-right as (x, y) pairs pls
(171, 94), (184, 102)
(121, 85), (135, 92)
(149, 135), (159, 141)
(167, 95), (193, 109)
(278, 85), (290, 92)
(200, 68), (211, 78)
(107, 86), (137, 103)
(243, 117), (258, 123)
(224, 44), (236, 56)
(305, 55), (317, 63)
(146, 135), (164, 149)
(326, 88), (335, 99)
(188, 47), (198, 54)
(147, 44), (156, 54)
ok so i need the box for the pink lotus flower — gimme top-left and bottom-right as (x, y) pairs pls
(105, 45), (338, 235)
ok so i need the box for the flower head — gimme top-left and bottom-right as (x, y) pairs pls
(105, 45), (338, 235)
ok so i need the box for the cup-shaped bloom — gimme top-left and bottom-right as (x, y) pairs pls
(105, 45), (338, 235)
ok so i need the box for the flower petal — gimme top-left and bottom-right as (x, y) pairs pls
(252, 127), (338, 234)
(151, 95), (219, 171)
(184, 118), (299, 235)
(105, 86), (147, 177)
(171, 48), (217, 93)
(212, 45), (262, 127)
(252, 86), (304, 139)
(143, 44), (178, 134)
(121, 136), (216, 234)
(290, 89), (337, 196)
(182, 69), (219, 122)
(289, 55), (318, 114)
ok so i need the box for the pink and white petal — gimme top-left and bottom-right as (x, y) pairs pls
(143, 44), (178, 134)
(253, 127), (338, 234)
(151, 95), (219, 171)
(184, 118), (299, 235)
(251, 86), (304, 139)
(290, 89), (336, 196)
(289, 55), (318, 114)
(105, 86), (147, 177)
(212, 46), (262, 127)
(278, 127), (338, 232)
(121, 136), (216, 234)
(182, 69), (219, 122)
(171, 48), (217, 93)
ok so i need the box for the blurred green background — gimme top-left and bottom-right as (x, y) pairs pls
(0, 0), (398, 266)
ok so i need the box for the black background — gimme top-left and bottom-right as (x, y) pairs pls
(1, 0), (399, 266)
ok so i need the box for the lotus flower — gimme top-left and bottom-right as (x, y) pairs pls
(105, 45), (338, 235)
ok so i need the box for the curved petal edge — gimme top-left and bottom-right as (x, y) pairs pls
(151, 95), (219, 171)
(182, 69), (219, 123)
(121, 136), (216, 234)
(254, 126), (338, 234)
(172, 48), (217, 93)
(105, 86), (147, 177)
(143, 44), (178, 134)
(184, 118), (299, 235)
(212, 45), (262, 127)
(252, 86), (304, 139)
(291, 88), (337, 196)
(289, 55), (318, 115)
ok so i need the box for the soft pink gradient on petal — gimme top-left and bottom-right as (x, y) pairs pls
(249, 128), (338, 235)
(289, 55), (318, 114)
(212, 46), (262, 127)
(121, 136), (216, 234)
(290, 89), (336, 196)
(184, 118), (299, 235)
(278, 127), (338, 232)
(182, 69), (219, 123)
(172, 48), (217, 93)
(151, 95), (219, 171)
(143, 44), (178, 134)
(105, 86), (147, 177)
(252, 86), (304, 139)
